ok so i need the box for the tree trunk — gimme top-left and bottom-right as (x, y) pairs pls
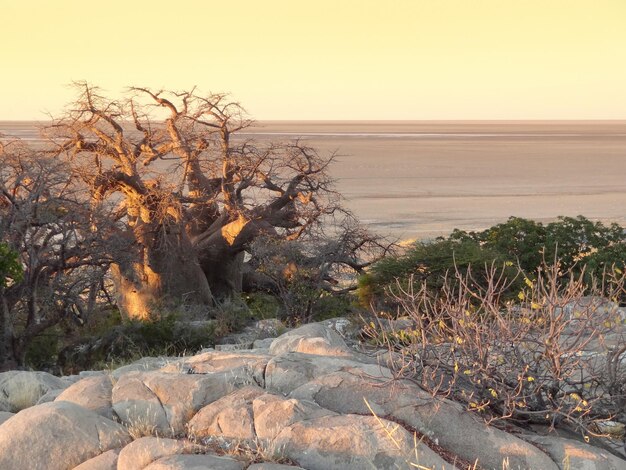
(202, 252), (244, 300)
(112, 223), (213, 321)
(196, 215), (268, 300)
(0, 290), (18, 371)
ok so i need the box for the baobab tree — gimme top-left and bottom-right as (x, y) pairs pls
(48, 83), (374, 321)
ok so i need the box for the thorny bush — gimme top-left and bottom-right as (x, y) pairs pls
(365, 261), (626, 443)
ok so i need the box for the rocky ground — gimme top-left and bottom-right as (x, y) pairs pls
(1, 319), (625, 470)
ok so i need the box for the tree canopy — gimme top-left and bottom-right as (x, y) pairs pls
(41, 83), (381, 321)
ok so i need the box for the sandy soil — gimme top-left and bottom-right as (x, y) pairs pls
(245, 121), (626, 240)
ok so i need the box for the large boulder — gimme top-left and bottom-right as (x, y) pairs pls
(188, 386), (335, 442)
(161, 350), (271, 384)
(55, 374), (114, 419)
(143, 454), (245, 470)
(116, 437), (197, 470)
(252, 393), (335, 441)
(265, 352), (392, 395)
(0, 401), (131, 470)
(274, 414), (453, 470)
(112, 370), (251, 436)
(111, 356), (181, 380)
(0, 370), (67, 412)
(290, 370), (558, 470)
(217, 318), (286, 350)
(524, 434), (626, 470)
(187, 385), (265, 440)
(247, 465), (306, 470)
(36, 388), (65, 405)
(72, 448), (120, 470)
(269, 323), (354, 357)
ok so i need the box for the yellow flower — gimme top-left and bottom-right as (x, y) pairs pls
(518, 291), (525, 301)
(527, 376), (535, 382)
(524, 277), (534, 288)
(489, 388), (498, 398)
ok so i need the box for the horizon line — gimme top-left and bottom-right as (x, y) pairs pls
(2, 118), (626, 123)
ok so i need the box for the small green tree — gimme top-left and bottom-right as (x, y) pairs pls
(0, 243), (23, 368)
(0, 243), (22, 287)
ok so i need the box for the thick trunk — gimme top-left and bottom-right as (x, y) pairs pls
(112, 223), (213, 321)
(203, 252), (244, 299)
(196, 215), (269, 300)
(0, 290), (19, 371)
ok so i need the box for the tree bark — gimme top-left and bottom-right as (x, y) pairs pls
(112, 223), (212, 321)
(0, 290), (18, 371)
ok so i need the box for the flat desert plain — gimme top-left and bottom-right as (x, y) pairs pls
(245, 121), (626, 240)
(3, 120), (626, 240)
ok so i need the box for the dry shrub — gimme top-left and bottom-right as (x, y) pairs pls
(368, 261), (626, 441)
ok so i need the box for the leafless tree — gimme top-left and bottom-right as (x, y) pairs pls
(251, 218), (391, 323)
(46, 83), (377, 321)
(0, 140), (118, 370)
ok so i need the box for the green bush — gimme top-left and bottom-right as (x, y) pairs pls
(361, 216), (626, 310)
(361, 237), (519, 309)
(244, 293), (281, 320)
(311, 293), (353, 321)
(0, 242), (22, 288)
(24, 327), (63, 371)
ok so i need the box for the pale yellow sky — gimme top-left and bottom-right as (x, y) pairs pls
(1, 0), (625, 120)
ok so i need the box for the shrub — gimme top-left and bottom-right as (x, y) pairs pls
(368, 261), (626, 439)
(362, 216), (626, 310)
(58, 313), (218, 372)
(244, 293), (281, 320)
(311, 292), (354, 321)
(361, 237), (519, 309)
